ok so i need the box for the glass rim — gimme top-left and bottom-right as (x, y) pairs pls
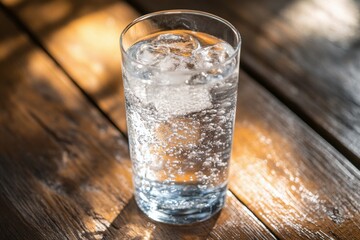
(120, 9), (242, 74)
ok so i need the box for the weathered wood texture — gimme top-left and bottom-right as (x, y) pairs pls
(0, 9), (133, 240)
(128, 0), (360, 166)
(2, 0), (360, 239)
(103, 192), (275, 240)
(231, 73), (360, 239)
(1, 0), (140, 132)
(0, 8), (276, 240)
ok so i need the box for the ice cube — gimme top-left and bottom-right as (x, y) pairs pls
(146, 84), (212, 115)
(185, 72), (208, 85)
(132, 33), (200, 72)
(194, 42), (234, 69)
(126, 32), (236, 115)
(135, 43), (169, 65)
(153, 33), (200, 57)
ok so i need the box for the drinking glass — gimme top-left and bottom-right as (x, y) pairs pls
(120, 10), (241, 224)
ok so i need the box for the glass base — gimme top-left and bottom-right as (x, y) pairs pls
(134, 183), (227, 225)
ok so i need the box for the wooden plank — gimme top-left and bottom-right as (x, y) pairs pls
(1, 0), (140, 132)
(0, 8), (133, 240)
(127, 0), (360, 166)
(0, 9), (276, 240)
(230, 72), (360, 239)
(3, 0), (359, 162)
(3, 0), (360, 239)
(226, 0), (360, 167)
(110, 3), (360, 238)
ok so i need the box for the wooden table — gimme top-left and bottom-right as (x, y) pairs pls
(0, 0), (359, 239)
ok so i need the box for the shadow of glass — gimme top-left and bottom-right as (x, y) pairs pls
(102, 196), (220, 240)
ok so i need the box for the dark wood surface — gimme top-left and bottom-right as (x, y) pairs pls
(129, 0), (360, 168)
(231, 73), (360, 239)
(0, 0), (139, 133)
(0, 8), (275, 240)
(1, 0), (360, 239)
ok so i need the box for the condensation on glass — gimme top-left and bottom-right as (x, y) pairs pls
(120, 10), (241, 224)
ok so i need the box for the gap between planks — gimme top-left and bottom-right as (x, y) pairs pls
(240, 56), (360, 169)
(0, 2), (277, 239)
(0, 2), (128, 142)
(228, 188), (279, 239)
(3, 0), (360, 238)
(121, 0), (360, 170)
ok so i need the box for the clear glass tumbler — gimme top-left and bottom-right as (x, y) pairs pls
(120, 10), (241, 224)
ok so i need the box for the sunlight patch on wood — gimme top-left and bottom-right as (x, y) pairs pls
(229, 98), (360, 237)
(45, 3), (138, 94)
(278, 0), (359, 43)
(229, 120), (327, 233)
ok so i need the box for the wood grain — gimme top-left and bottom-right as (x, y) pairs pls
(128, 0), (360, 166)
(103, 192), (275, 240)
(0, 8), (275, 240)
(230, 72), (360, 239)
(0, 9), (133, 240)
(2, 0), (360, 239)
(1, 0), (140, 132)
